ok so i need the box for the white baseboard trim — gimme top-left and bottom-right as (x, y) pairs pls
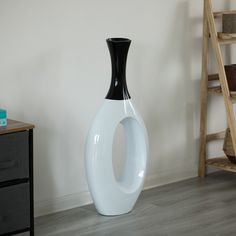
(144, 166), (197, 190)
(35, 191), (92, 217)
(35, 166), (197, 217)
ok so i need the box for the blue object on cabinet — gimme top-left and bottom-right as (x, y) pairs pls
(0, 109), (7, 126)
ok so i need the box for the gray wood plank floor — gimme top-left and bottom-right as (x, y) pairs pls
(33, 172), (236, 236)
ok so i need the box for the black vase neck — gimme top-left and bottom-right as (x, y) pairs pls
(105, 38), (131, 100)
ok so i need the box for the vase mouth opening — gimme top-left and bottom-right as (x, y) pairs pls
(107, 38), (131, 43)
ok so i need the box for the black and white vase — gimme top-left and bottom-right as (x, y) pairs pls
(85, 38), (149, 216)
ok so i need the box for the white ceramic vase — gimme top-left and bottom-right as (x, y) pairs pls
(85, 38), (149, 216)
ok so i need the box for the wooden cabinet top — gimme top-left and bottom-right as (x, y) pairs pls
(0, 119), (34, 135)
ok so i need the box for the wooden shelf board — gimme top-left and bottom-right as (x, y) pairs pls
(206, 131), (225, 142)
(218, 37), (236, 45)
(207, 86), (236, 102)
(230, 92), (236, 103)
(214, 10), (236, 18)
(206, 157), (236, 172)
(210, 33), (236, 43)
(208, 85), (222, 94)
(208, 74), (219, 81)
(218, 32), (236, 40)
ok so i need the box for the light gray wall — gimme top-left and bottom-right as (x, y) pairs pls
(0, 0), (233, 216)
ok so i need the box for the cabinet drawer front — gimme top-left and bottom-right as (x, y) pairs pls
(0, 183), (30, 234)
(0, 131), (29, 183)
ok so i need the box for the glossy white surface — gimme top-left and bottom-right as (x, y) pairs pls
(85, 99), (149, 215)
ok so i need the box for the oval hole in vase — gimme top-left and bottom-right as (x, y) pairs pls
(112, 123), (126, 182)
(112, 117), (146, 192)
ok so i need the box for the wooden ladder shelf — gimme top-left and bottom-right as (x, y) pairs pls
(199, 0), (236, 177)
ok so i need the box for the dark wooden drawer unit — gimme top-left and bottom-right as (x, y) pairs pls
(0, 120), (34, 236)
(0, 131), (29, 183)
(0, 183), (30, 235)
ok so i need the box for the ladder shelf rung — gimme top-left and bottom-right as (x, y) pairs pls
(208, 85), (222, 94)
(207, 85), (236, 103)
(213, 10), (236, 18)
(206, 131), (225, 142)
(209, 34), (236, 44)
(218, 37), (236, 45)
(218, 32), (236, 40)
(208, 74), (219, 81)
(230, 92), (236, 103)
(206, 157), (236, 172)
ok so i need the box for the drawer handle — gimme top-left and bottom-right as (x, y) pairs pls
(0, 160), (18, 170)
